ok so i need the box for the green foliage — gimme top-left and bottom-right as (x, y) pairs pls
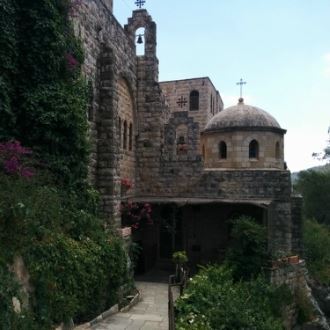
(173, 251), (188, 265)
(303, 219), (330, 285)
(295, 170), (330, 225)
(25, 233), (127, 326)
(0, 258), (42, 330)
(225, 216), (269, 280)
(0, 174), (128, 328)
(175, 265), (289, 330)
(0, 0), (18, 139)
(295, 288), (315, 325)
(0, 0), (89, 186)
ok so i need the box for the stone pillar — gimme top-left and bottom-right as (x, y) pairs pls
(268, 201), (292, 256)
(291, 195), (303, 256)
(96, 46), (121, 225)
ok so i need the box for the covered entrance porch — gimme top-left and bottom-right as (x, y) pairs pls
(127, 198), (270, 275)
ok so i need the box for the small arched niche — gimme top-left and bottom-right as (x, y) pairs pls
(219, 141), (227, 159)
(275, 141), (280, 159)
(135, 27), (145, 56)
(176, 124), (188, 154)
(249, 140), (259, 159)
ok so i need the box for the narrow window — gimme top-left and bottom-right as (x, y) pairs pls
(249, 140), (259, 159)
(129, 123), (133, 151)
(275, 141), (280, 159)
(202, 145), (205, 159)
(210, 94), (213, 114)
(118, 118), (122, 148)
(219, 141), (227, 159)
(190, 90), (199, 111)
(177, 136), (185, 145)
(123, 121), (127, 149)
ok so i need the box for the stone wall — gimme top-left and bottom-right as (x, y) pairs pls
(160, 78), (223, 151)
(118, 78), (135, 187)
(73, 1), (138, 223)
(291, 195), (304, 256)
(202, 130), (285, 169)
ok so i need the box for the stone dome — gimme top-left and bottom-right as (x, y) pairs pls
(204, 98), (285, 133)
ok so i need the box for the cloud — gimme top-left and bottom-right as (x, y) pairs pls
(323, 53), (330, 78)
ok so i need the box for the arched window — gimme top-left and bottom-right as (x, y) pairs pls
(249, 140), (259, 159)
(177, 136), (185, 145)
(190, 90), (199, 111)
(135, 27), (145, 56)
(210, 94), (213, 114)
(129, 123), (133, 151)
(123, 121), (127, 149)
(219, 141), (227, 159)
(118, 117), (122, 148)
(275, 141), (280, 159)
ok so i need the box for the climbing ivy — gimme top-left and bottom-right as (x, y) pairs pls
(0, 0), (88, 186)
(0, 0), (18, 139)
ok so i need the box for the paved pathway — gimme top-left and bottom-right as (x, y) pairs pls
(91, 281), (171, 330)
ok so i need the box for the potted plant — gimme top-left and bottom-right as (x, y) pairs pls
(172, 251), (188, 283)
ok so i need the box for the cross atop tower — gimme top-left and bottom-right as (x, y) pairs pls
(135, 0), (146, 9)
(236, 78), (247, 98)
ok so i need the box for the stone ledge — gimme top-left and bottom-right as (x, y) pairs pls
(74, 289), (140, 329)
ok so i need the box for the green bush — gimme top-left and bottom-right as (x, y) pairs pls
(175, 265), (289, 330)
(295, 170), (330, 225)
(303, 219), (330, 285)
(0, 174), (128, 328)
(25, 233), (127, 326)
(0, 0), (89, 187)
(225, 216), (269, 280)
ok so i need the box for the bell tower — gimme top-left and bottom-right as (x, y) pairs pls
(124, 9), (158, 81)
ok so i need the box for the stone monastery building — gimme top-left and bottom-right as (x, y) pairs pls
(75, 0), (302, 272)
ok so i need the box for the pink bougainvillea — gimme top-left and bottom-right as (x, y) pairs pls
(0, 140), (35, 178)
(121, 178), (133, 190)
(65, 53), (79, 71)
(121, 202), (153, 231)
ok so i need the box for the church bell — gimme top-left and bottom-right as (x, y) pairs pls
(137, 34), (143, 44)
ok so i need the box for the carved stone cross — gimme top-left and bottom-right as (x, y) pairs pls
(177, 96), (187, 108)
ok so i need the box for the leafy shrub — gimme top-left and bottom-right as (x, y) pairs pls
(303, 219), (330, 285)
(295, 287), (315, 325)
(225, 216), (269, 280)
(295, 170), (330, 225)
(0, 173), (128, 328)
(25, 233), (127, 326)
(175, 265), (289, 330)
(0, 0), (89, 187)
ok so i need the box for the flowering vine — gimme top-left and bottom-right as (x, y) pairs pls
(121, 178), (133, 190)
(121, 202), (152, 231)
(65, 53), (79, 71)
(0, 140), (35, 178)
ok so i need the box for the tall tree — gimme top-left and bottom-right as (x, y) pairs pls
(296, 170), (330, 226)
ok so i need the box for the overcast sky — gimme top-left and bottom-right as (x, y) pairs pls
(114, 0), (330, 172)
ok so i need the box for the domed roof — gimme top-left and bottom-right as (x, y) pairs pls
(204, 98), (286, 134)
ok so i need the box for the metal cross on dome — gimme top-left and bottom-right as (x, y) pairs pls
(135, 0), (146, 9)
(236, 78), (247, 98)
(177, 96), (187, 108)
